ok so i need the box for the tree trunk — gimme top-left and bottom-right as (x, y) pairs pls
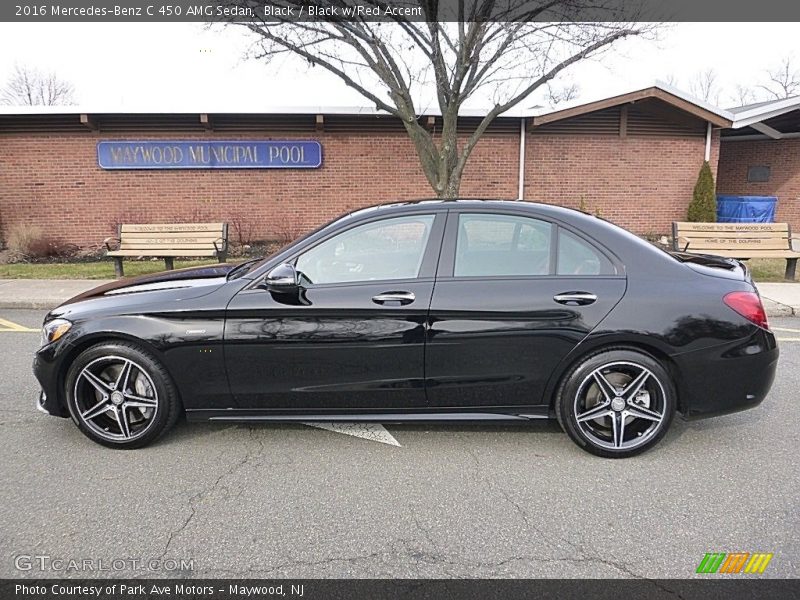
(436, 104), (461, 200)
(396, 104), (465, 200)
(441, 174), (462, 198)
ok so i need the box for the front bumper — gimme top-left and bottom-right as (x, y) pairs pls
(36, 390), (50, 414)
(33, 343), (70, 418)
(675, 327), (779, 419)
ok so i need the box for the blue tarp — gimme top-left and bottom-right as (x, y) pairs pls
(716, 195), (777, 223)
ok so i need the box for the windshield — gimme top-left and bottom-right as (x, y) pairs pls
(233, 212), (360, 279)
(226, 258), (262, 280)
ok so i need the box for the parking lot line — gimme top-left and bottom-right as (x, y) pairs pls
(773, 326), (800, 333)
(777, 337), (800, 342)
(0, 317), (38, 333)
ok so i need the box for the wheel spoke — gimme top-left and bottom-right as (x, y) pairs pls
(576, 402), (611, 423)
(612, 412), (625, 448)
(122, 392), (156, 405)
(80, 369), (113, 394)
(81, 399), (111, 420)
(114, 360), (133, 392)
(626, 403), (663, 423)
(114, 406), (131, 438)
(124, 399), (157, 410)
(620, 368), (651, 402)
(592, 371), (617, 401)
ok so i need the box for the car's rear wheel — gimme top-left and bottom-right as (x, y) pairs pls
(555, 349), (676, 458)
(65, 342), (181, 449)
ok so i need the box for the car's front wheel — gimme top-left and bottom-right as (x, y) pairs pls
(555, 349), (676, 458)
(65, 341), (181, 449)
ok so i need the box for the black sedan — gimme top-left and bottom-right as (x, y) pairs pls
(34, 200), (778, 457)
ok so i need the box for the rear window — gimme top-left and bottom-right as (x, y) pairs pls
(557, 230), (615, 275)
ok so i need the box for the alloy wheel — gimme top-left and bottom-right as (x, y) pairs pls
(73, 355), (159, 442)
(572, 361), (667, 451)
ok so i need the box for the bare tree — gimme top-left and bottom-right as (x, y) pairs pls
(226, 2), (654, 198)
(759, 56), (800, 100)
(689, 68), (720, 104)
(545, 81), (580, 107)
(0, 64), (75, 106)
(729, 84), (759, 108)
(662, 73), (679, 88)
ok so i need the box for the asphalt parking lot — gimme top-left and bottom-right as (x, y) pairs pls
(0, 308), (798, 579)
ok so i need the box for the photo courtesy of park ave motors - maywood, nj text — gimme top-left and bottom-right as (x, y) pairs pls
(0, 2), (799, 599)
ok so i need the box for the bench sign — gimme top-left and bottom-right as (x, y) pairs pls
(97, 140), (322, 170)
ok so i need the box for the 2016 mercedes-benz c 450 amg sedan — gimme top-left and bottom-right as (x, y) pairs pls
(34, 201), (778, 457)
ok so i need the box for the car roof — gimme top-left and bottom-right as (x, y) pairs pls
(349, 198), (581, 217)
(344, 198), (609, 229)
(338, 199), (665, 267)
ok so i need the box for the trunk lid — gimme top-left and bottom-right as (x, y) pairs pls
(667, 251), (753, 284)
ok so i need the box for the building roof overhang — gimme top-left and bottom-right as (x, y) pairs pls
(0, 82), (737, 129)
(728, 95), (800, 129)
(530, 83), (733, 128)
(12, 82), (798, 139)
(720, 95), (800, 141)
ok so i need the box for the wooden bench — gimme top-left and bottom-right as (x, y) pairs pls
(104, 223), (228, 277)
(672, 221), (800, 280)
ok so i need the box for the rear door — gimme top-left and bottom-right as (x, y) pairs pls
(426, 209), (627, 408)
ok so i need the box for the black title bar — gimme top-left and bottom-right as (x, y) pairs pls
(3, 579), (800, 600)
(3, 0), (800, 22)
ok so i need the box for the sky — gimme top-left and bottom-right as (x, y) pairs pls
(0, 22), (797, 112)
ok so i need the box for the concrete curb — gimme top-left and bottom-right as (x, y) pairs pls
(0, 279), (112, 311)
(0, 299), (69, 310)
(761, 298), (795, 318)
(755, 283), (800, 318)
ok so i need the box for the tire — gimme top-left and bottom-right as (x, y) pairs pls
(64, 341), (182, 449)
(555, 349), (676, 458)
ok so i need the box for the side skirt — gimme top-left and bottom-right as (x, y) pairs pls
(185, 407), (551, 423)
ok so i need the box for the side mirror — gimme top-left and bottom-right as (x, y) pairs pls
(264, 263), (299, 292)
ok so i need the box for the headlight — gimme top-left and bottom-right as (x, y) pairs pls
(41, 319), (72, 346)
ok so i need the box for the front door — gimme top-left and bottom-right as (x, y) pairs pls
(426, 210), (627, 408)
(224, 212), (445, 412)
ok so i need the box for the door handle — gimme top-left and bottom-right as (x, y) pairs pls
(372, 291), (416, 305)
(553, 292), (597, 306)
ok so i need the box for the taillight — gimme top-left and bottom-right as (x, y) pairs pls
(724, 291), (769, 330)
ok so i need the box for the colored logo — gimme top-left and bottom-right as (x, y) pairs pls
(696, 552), (773, 574)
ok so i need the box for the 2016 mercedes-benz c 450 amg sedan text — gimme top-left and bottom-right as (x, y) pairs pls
(34, 201), (778, 457)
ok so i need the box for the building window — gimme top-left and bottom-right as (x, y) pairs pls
(747, 166), (770, 183)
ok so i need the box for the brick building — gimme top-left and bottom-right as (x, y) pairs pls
(717, 96), (800, 229)
(5, 83), (792, 249)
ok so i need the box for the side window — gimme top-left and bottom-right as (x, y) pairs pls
(295, 215), (435, 284)
(557, 229), (615, 275)
(454, 214), (552, 277)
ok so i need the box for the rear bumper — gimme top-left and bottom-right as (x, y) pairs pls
(674, 327), (778, 419)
